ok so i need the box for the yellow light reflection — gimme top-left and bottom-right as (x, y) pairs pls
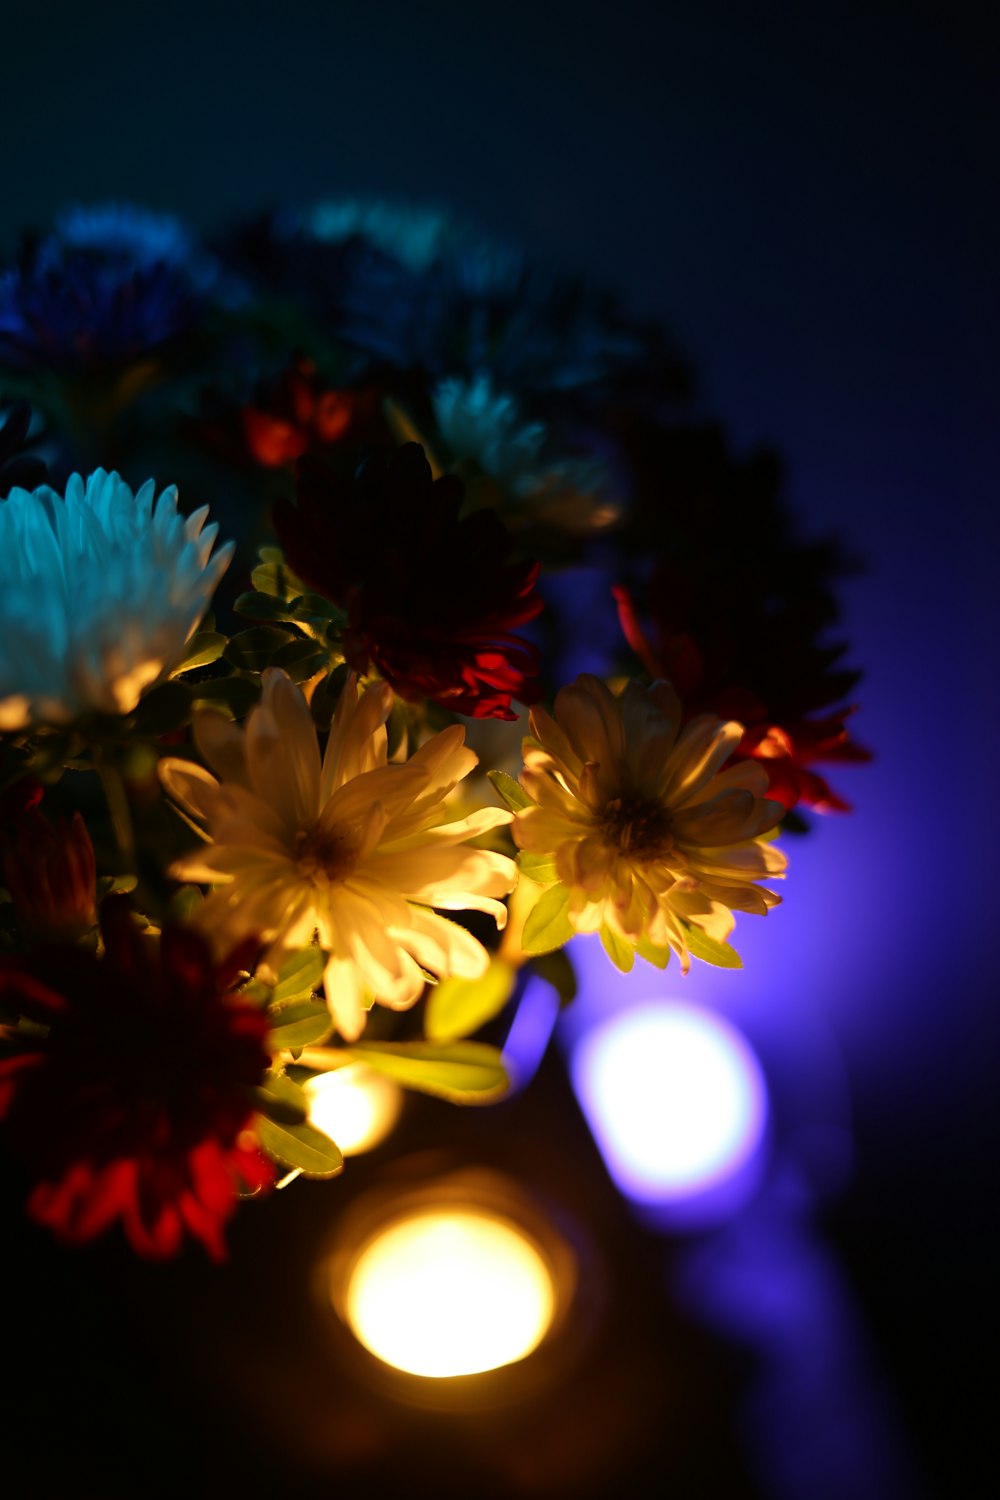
(303, 1066), (402, 1156)
(343, 1210), (556, 1377)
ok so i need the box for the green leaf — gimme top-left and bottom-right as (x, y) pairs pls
(271, 946), (325, 1003)
(250, 553), (308, 601)
(288, 592), (342, 624)
(239, 978), (272, 1006)
(330, 1040), (509, 1104)
(129, 681), (192, 736)
(518, 850), (559, 884)
(223, 626), (297, 672)
(267, 997), (333, 1051)
(190, 676), (260, 720)
(255, 1113), (344, 1178)
(520, 882), (575, 956)
(531, 948), (577, 1005)
(234, 589), (294, 622)
(253, 1070), (341, 1176)
(424, 958), (516, 1043)
(487, 769), (532, 813)
(599, 923), (635, 973)
(168, 631), (228, 677)
(252, 1071), (309, 1125)
(270, 637), (330, 682)
(682, 923), (743, 969)
(166, 884), (203, 923)
(96, 872), (138, 899)
(635, 933), (672, 970)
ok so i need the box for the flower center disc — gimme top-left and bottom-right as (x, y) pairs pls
(600, 796), (673, 861)
(295, 823), (358, 885)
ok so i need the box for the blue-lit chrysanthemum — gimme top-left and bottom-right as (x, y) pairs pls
(0, 470), (233, 729)
(432, 373), (619, 531)
(0, 204), (223, 372)
(300, 198), (485, 273)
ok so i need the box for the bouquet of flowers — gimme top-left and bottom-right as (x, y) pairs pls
(0, 201), (867, 1262)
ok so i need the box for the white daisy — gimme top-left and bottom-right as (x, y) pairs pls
(159, 670), (517, 1041)
(0, 469), (233, 729)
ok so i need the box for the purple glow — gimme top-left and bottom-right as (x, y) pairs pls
(501, 974), (561, 1090)
(569, 999), (769, 1226)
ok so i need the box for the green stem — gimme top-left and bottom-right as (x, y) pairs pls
(98, 758), (136, 874)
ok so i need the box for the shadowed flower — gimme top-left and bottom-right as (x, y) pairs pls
(513, 674), (786, 971)
(273, 443), (542, 719)
(0, 469), (233, 729)
(0, 897), (272, 1260)
(614, 580), (870, 814)
(2, 803), (97, 942)
(432, 374), (619, 534)
(0, 204), (223, 373)
(301, 198), (486, 272)
(613, 418), (870, 813)
(242, 356), (362, 467)
(0, 402), (45, 497)
(159, 669), (517, 1041)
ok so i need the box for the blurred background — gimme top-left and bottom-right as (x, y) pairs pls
(3, 2), (996, 1495)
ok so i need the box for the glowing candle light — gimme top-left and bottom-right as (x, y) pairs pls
(569, 999), (769, 1224)
(341, 1208), (557, 1378)
(303, 1065), (402, 1156)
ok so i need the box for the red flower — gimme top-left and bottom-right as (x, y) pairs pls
(0, 898), (273, 1260)
(274, 443), (542, 719)
(614, 582), (871, 814)
(242, 356), (363, 468)
(2, 804), (97, 942)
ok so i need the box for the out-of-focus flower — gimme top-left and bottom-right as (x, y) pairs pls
(0, 203), (224, 372)
(159, 669), (517, 1042)
(2, 804), (97, 941)
(513, 674), (786, 971)
(0, 897), (272, 1260)
(613, 579), (871, 814)
(0, 402), (45, 497)
(241, 356), (363, 467)
(273, 443), (542, 719)
(337, 241), (685, 401)
(613, 418), (870, 811)
(301, 198), (484, 273)
(432, 374), (620, 533)
(0, 469), (233, 729)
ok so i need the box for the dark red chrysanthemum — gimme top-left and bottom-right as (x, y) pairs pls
(614, 581), (870, 814)
(2, 800), (97, 942)
(611, 417), (870, 814)
(273, 443), (543, 719)
(0, 897), (273, 1260)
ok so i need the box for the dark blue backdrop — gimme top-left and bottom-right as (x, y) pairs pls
(4, 2), (997, 1492)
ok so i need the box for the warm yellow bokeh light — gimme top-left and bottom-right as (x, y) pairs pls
(303, 1066), (402, 1156)
(342, 1210), (556, 1377)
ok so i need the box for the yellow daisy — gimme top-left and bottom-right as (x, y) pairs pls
(513, 674), (786, 971)
(159, 669), (516, 1040)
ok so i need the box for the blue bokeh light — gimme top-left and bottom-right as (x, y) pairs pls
(569, 998), (769, 1226)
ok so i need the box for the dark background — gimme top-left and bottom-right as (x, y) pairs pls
(3, 3), (997, 1495)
